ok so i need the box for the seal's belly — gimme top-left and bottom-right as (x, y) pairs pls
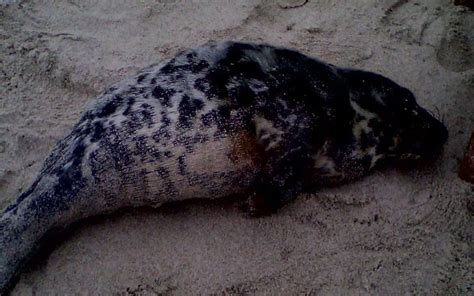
(170, 133), (259, 201)
(107, 130), (261, 207)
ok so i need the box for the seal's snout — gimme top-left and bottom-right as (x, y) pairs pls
(421, 109), (448, 152)
(421, 118), (448, 160)
(402, 109), (448, 160)
(428, 119), (448, 148)
(395, 105), (449, 162)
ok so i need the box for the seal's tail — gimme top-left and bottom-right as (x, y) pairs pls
(0, 130), (100, 294)
(0, 178), (69, 294)
(0, 114), (169, 293)
(0, 153), (103, 293)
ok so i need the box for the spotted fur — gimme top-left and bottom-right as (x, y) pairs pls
(0, 41), (447, 293)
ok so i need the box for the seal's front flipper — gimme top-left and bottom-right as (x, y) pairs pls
(240, 192), (275, 217)
(241, 180), (303, 217)
(239, 115), (314, 216)
(244, 150), (308, 216)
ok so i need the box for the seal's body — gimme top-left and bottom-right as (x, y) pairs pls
(0, 41), (448, 292)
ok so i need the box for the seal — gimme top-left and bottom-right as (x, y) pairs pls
(0, 41), (448, 293)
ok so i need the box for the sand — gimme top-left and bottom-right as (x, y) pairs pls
(0, 0), (473, 294)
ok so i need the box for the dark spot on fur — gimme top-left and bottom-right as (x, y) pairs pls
(161, 57), (209, 75)
(81, 111), (95, 122)
(137, 74), (147, 83)
(359, 132), (376, 151)
(126, 113), (145, 132)
(102, 125), (135, 170)
(193, 134), (209, 144)
(71, 141), (86, 163)
(91, 121), (105, 143)
(51, 140), (87, 200)
(3, 178), (41, 214)
(205, 68), (231, 98)
(192, 60), (210, 73)
(361, 155), (372, 172)
(152, 112), (172, 143)
(152, 126), (171, 143)
(140, 103), (154, 128)
(173, 135), (194, 152)
(161, 113), (171, 126)
(201, 105), (231, 129)
(178, 95), (204, 128)
(177, 155), (186, 175)
(97, 95), (123, 118)
(155, 167), (178, 197)
(134, 136), (148, 159)
(156, 167), (170, 179)
(133, 135), (161, 161)
(201, 111), (215, 127)
(123, 97), (136, 116)
(160, 59), (176, 74)
(194, 78), (209, 94)
(104, 87), (117, 95)
(218, 105), (231, 119)
(186, 52), (196, 61)
(152, 86), (176, 107)
(228, 82), (255, 106)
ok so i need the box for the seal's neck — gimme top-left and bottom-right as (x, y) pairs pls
(348, 99), (386, 171)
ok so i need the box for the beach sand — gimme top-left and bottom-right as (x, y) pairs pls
(0, 0), (473, 294)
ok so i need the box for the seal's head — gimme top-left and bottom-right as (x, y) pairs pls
(341, 69), (448, 165)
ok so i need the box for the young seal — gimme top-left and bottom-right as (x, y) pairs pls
(0, 41), (448, 293)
